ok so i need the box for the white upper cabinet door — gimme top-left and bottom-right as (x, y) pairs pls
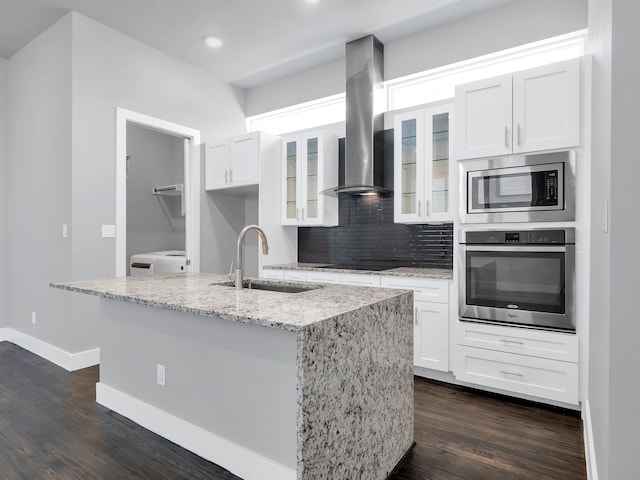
(229, 132), (260, 187)
(455, 74), (512, 160)
(512, 58), (580, 153)
(394, 110), (426, 223)
(394, 103), (454, 223)
(282, 136), (300, 226)
(205, 140), (230, 190)
(281, 131), (338, 227)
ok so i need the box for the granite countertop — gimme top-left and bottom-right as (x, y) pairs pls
(50, 273), (411, 333)
(264, 263), (454, 280)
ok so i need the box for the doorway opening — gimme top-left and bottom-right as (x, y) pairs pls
(115, 108), (201, 277)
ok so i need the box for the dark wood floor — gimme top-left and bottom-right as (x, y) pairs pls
(0, 342), (586, 479)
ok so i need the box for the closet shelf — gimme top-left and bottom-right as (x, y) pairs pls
(152, 183), (185, 216)
(152, 183), (184, 196)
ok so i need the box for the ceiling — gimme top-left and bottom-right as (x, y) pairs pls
(0, 0), (518, 89)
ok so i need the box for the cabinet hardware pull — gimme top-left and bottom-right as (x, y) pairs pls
(225, 170), (228, 184)
(301, 208), (305, 220)
(500, 370), (524, 377)
(505, 126), (509, 147)
(296, 208), (300, 221)
(500, 339), (525, 345)
(426, 200), (430, 216)
(229, 170), (233, 183)
(418, 200), (421, 216)
(517, 124), (522, 146)
(414, 307), (418, 325)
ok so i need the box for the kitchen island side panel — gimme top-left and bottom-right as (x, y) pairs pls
(296, 292), (414, 480)
(98, 298), (298, 471)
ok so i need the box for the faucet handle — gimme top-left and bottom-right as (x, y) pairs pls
(228, 260), (235, 281)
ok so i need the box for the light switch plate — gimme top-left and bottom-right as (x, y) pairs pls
(102, 224), (116, 238)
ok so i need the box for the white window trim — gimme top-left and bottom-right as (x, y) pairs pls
(247, 29), (586, 135)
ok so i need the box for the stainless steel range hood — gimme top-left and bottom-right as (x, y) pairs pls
(323, 35), (389, 196)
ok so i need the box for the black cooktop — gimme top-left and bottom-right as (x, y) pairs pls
(318, 264), (399, 272)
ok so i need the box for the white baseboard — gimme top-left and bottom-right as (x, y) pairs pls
(582, 399), (599, 480)
(96, 382), (296, 480)
(1, 328), (100, 371)
(0, 327), (10, 342)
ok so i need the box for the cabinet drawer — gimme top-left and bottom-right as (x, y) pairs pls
(341, 274), (381, 287)
(380, 277), (448, 303)
(456, 322), (578, 363)
(306, 271), (342, 284)
(283, 270), (307, 282)
(261, 269), (284, 280)
(453, 346), (579, 405)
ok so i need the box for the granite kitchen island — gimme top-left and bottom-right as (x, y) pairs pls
(51, 273), (414, 480)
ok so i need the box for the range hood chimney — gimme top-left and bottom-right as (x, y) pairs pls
(324, 34), (389, 196)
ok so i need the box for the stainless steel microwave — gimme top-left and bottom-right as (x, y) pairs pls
(460, 151), (576, 223)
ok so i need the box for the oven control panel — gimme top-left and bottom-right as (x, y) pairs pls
(464, 229), (571, 245)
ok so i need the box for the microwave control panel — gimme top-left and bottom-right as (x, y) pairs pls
(464, 229), (572, 245)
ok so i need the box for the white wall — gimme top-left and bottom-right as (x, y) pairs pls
(244, 0), (588, 116)
(6, 12), (247, 354)
(605, 1), (640, 478)
(587, 1), (640, 479)
(587, 1), (612, 478)
(0, 58), (7, 328)
(126, 123), (185, 271)
(7, 14), (74, 348)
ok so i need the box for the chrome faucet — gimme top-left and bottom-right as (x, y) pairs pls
(235, 225), (269, 290)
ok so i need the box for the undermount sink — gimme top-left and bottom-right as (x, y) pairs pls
(216, 280), (321, 294)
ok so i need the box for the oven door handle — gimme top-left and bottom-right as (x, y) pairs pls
(462, 245), (569, 253)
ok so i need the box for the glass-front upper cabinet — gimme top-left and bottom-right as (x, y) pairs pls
(393, 103), (455, 223)
(281, 131), (338, 226)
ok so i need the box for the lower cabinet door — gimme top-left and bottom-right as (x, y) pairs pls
(453, 346), (579, 405)
(414, 301), (449, 372)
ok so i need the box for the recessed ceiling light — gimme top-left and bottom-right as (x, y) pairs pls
(305, 0), (321, 4)
(204, 36), (223, 48)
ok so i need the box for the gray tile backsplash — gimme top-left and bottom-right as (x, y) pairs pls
(298, 132), (453, 270)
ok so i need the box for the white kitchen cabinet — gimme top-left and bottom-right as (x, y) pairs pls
(340, 274), (381, 287)
(281, 131), (338, 226)
(261, 269), (285, 280)
(452, 321), (579, 405)
(305, 271), (342, 284)
(381, 276), (450, 372)
(206, 131), (279, 192)
(283, 270), (308, 282)
(394, 103), (455, 223)
(453, 345), (579, 405)
(455, 57), (580, 160)
(413, 301), (449, 371)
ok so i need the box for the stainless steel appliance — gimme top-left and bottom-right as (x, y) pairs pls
(460, 151), (575, 223)
(459, 228), (575, 331)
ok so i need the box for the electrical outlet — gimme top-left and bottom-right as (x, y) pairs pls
(157, 364), (165, 386)
(31, 312), (36, 324)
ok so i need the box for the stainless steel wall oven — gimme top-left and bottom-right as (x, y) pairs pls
(460, 151), (576, 223)
(459, 228), (575, 332)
